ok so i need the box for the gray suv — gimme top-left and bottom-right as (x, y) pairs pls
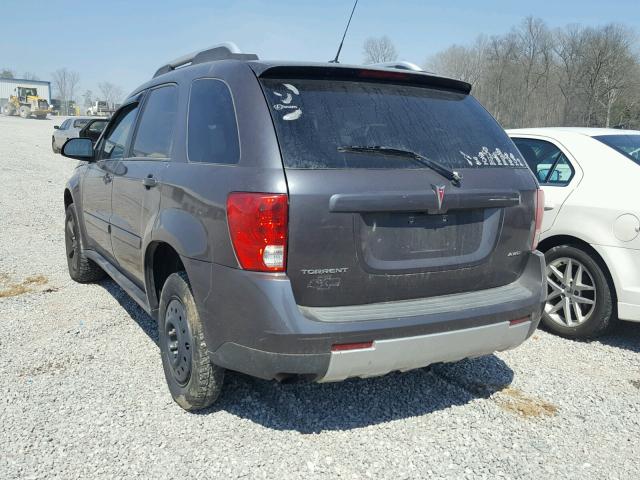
(61, 43), (545, 411)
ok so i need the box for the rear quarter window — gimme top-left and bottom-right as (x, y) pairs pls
(260, 78), (526, 170)
(187, 79), (240, 164)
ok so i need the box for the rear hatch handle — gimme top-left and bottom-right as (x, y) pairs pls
(329, 189), (520, 214)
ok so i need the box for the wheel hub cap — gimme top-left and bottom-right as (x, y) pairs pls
(164, 299), (192, 385)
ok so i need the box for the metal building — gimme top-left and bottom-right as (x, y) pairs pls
(0, 77), (52, 107)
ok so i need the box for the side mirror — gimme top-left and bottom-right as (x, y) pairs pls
(62, 138), (94, 161)
(54, 125), (60, 129)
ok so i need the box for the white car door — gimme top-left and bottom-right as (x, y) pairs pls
(54, 119), (71, 148)
(511, 135), (583, 232)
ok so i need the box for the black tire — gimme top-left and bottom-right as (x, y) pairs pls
(52, 137), (59, 153)
(158, 272), (224, 411)
(65, 204), (105, 282)
(542, 245), (615, 339)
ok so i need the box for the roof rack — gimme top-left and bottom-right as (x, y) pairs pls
(153, 42), (259, 78)
(371, 61), (424, 72)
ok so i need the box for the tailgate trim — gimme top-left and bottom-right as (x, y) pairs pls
(299, 282), (532, 323)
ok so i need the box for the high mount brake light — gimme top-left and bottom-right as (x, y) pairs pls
(357, 70), (410, 80)
(532, 189), (545, 251)
(226, 193), (288, 272)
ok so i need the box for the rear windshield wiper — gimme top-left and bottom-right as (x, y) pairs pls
(337, 145), (462, 186)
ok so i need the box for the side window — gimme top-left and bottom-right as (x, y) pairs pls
(512, 138), (574, 186)
(60, 119), (71, 129)
(187, 79), (240, 164)
(88, 120), (107, 133)
(98, 105), (139, 160)
(131, 85), (178, 159)
(546, 155), (573, 184)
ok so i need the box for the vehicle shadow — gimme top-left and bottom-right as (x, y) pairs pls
(596, 320), (640, 354)
(98, 277), (515, 433)
(98, 278), (159, 344)
(209, 355), (514, 433)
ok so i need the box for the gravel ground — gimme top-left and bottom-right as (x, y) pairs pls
(1, 115), (639, 480)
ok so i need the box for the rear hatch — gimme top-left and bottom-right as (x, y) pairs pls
(258, 67), (538, 307)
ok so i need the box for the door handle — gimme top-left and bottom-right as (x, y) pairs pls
(103, 173), (112, 184)
(544, 204), (555, 211)
(142, 175), (158, 189)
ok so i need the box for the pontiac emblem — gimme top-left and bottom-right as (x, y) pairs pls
(432, 184), (446, 210)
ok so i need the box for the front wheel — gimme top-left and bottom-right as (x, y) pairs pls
(542, 245), (615, 339)
(158, 272), (224, 411)
(65, 204), (105, 282)
(19, 106), (30, 118)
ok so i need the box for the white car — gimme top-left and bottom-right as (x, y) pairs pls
(508, 127), (640, 338)
(52, 117), (108, 153)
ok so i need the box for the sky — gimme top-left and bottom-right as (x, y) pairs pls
(1, 0), (639, 99)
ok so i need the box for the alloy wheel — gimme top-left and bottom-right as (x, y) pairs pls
(545, 257), (596, 327)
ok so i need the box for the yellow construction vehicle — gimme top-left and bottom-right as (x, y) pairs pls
(2, 86), (51, 119)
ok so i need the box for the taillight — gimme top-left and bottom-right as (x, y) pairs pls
(532, 189), (545, 250)
(226, 192), (288, 272)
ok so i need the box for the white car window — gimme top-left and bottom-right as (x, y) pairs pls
(512, 137), (574, 186)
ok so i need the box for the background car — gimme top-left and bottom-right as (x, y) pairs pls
(52, 117), (107, 153)
(509, 127), (640, 339)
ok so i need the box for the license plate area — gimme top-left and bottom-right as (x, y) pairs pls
(357, 208), (502, 273)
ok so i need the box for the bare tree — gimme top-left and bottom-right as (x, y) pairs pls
(554, 24), (589, 124)
(98, 82), (125, 109)
(82, 90), (93, 108)
(1, 68), (15, 79)
(22, 72), (40, 81)
(51, 68), (80, 115)
(427, 36), (488, 85)
(363, 36), (398, 64)
(426, 17), (640, 129)
(514, 17), (553, 125)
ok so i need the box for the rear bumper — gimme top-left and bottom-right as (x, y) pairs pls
(186, 251), (545, 381)
(320, 320), (531, 382)
(592, 244), (640, 322)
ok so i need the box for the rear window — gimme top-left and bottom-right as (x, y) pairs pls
(594, 134), (640, 165)
(260, 78), (526, 170)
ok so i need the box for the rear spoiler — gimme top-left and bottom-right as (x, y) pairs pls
(252, 65), (472, 94)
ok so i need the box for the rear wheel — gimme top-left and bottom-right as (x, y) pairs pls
(542, 245), (615, 339)
(19, 106), (30, 118)
(65, 204), (105, 282)
(158, 272), (224, 411)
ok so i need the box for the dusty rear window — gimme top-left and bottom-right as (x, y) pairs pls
(260, 78), (526, 170)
